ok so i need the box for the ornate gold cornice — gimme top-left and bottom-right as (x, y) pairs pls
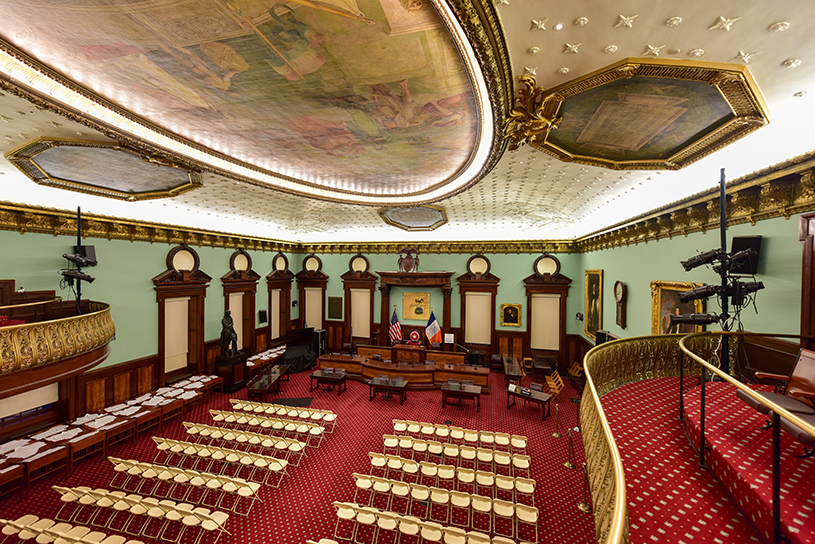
(576, 151), (815, 252)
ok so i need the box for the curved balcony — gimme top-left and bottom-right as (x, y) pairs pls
(580, 334), (725, 544)
(0, 300), (115, 399)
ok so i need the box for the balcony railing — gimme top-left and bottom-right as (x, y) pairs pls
(581, 334), (724, 544)
(0, 301), (115, 373)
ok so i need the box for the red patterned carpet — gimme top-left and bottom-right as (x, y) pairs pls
(684, 380), (815, 544)
(0, 371), (595, 544)
(601, 377), (764, 544)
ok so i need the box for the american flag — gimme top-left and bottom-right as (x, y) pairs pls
(389, 309), (402, 344)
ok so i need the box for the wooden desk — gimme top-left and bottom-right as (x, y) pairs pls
(441, 384), (482, 411)
(425, 350), (467, 366)
(101, 417), (137, 450)
(67, 428), (106, 474)
(310, 370), (347, 395)
(0, 460), (23, 498)
(434, 364), (490, 393)
(248, 364), (290, 400)
(367, 378), (408, 405)
(361, 360), (436, 389)
(533, 356), (557, 380)
(394, 344), (425, 364)
(162, 398), (185, 424)
(318, 354), (366, 377)
(134, 407), (163, 440)
(357, 345), (392, 361)
(21, 444), (69, 497)
(506, 387), (552, 420)
(503, 357), (523, 384)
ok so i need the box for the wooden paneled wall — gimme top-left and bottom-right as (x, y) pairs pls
(496, 331), (525, 361)
(76, 354), (158, 416)
(738, 335), (798, 380)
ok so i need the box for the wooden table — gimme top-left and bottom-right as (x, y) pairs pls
(310, 369), (347, 395)
(0, 459), (23, 499)
(441, 383), (482, 411)
(503, 357), (523, 384)
(248, 364), (290, 400)
(367, 377), (408, 405)
(506, 387), (552, 420)
(533, 356), (557, 380)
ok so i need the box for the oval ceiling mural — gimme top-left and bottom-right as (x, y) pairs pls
(0, 0), (486, 200)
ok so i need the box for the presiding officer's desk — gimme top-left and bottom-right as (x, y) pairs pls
(319, 349), (490, 393)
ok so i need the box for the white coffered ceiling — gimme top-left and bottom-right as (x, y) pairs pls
(1, 0), (814, 244)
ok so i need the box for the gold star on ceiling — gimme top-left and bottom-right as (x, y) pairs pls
(735, 51), (757, 63)
(644, 45), (664, 56)
(564, 43), (581, 54)
(710, 16), (741, 31)
(615, 14), (638, 28)
(524, 66), (538, 76)
(531, 19), (548, 30)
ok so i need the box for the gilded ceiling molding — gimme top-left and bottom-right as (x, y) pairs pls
(0, 202), (297, 253)
(576, 155), (815, 253)
(506, 58), (769, 171)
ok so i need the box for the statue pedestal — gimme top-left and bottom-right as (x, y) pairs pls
(215, 352), (248, 393)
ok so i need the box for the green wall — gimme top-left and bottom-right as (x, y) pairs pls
(0, 212), (802, 370)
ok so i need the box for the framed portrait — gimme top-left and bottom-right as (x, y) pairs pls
(403, 292), (430, 320)
(584, 269), (603, 341)
(500, 303), (522, 327)
(650, 280), (705, 334)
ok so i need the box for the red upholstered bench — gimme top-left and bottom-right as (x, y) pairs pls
(0, 319), (25, 327)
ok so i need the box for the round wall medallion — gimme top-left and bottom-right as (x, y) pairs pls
(172, 249), (195, 271)
(350, 254), (369, 273)
(466, 254), (491, 276)
(230, 249), (252, 272)
(303, 254), (322, 272)
(273, 253), (288, 272)
(533, 254), (561, 277)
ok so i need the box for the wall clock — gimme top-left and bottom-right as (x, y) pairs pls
(614, 280), (627, 329)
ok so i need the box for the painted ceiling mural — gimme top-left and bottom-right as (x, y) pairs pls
(0, 0), (478, 196)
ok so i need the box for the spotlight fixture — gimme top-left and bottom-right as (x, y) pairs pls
(713, 247), (757, 274)
(680, 249), (721, 271)
(63, 253), (97, 267)
(60, 269), (96, 283)
(669, 313), (720, 326)
(730, 280), (764, 306)
(678, 284), (721, 303)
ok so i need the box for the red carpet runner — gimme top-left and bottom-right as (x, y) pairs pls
(602, 377), (764, 543)
(0, 371), (595, 544)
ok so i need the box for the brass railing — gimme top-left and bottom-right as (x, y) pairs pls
(581, 334), (724, 544)
(0, 301), (115, 373)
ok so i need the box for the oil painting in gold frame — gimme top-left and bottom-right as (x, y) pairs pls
(584, 269), (603, 341)
(403, 292), (430, 321)
(650, 280), (705, 334)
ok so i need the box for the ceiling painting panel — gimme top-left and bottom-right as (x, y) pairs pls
(0, 0), (480, 197)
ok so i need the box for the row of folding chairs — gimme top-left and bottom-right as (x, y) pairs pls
(355, 469), (534, 508)
(383, 436), (529, 474)
(51, 486), (230, 544)
(1, 515), (143, 544)
(152, 437), (288, 488)
(392, 422), (527, 454)
(229, 399), (337, 432)
(372, 450), (530, 482)
(209, 410), (326, 447)
(350, 475), (536, 539)
(107, 457), (261, 516)
(183, 421), (308, 462)
(333, 502), (537, 544)
(306, 540), (339, 544)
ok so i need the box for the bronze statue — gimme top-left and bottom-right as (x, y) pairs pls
(220, 310), (239, 357)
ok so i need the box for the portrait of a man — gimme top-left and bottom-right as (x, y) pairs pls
(651, 280), (704, 334)
(584, 269), (603, 341)
(500, 303), (522, 327)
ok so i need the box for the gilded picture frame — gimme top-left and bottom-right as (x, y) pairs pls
(584, 269), (603, 341)
(500, 303), (522, 327)
(403, 292), (430, 320)
(650, 280), (705, 334)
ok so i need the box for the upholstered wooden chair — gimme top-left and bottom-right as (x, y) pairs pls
(738, 347), (815, 425)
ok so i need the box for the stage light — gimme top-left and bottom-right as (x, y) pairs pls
(669, 313), (720, 326)
(60, 269), (95, 283)
(713, 247), (757, 274)
(731, 280), (764, 306)
(678, 284), (721, 303)
(63, 253), (97, 267)
(680, 249), (720, 271)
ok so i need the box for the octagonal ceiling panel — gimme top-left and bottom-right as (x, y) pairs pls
(0, 0), (489, 201)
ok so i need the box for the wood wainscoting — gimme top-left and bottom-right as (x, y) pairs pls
(76, 354), (159, 416)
